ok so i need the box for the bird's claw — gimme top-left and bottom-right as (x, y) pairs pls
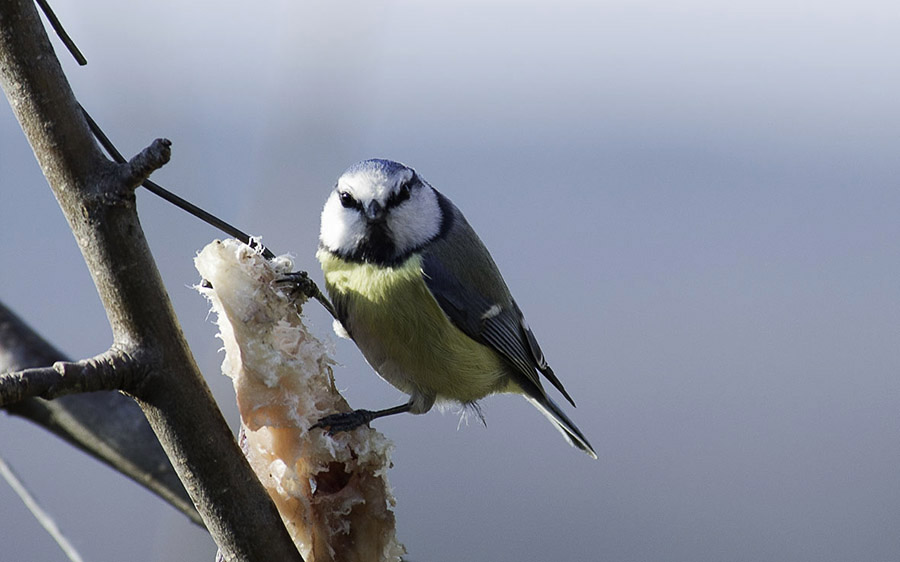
(312, 410), (375, 435)
(275, 271), (319, 300)
(275, 271), (340, 320)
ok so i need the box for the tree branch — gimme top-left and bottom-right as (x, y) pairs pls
(0, 350), (137, 408)
(0, 1), (302, 559)
(122, 137), (171, 190)
(81, 107), (276, 260)
(0, 301), (202, 526)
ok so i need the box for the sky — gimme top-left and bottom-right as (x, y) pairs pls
(2, 0), (899, 561)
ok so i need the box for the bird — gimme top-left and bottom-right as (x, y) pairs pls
(300, 158), (595, 458)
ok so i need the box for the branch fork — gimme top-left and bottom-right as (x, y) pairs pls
(0, 0), (307, 557)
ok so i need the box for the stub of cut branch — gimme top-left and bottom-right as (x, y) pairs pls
(195, 239), (404, 562)
(122, 138), (171, 190)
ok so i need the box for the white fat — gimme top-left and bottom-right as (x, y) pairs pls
(194, 238), (405, 560)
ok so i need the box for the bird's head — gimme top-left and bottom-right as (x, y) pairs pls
(320, 159), (444, 265)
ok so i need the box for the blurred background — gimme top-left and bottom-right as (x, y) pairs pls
(2, 0), (899, 560)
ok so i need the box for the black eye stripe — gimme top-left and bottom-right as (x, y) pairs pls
(338, 173), (417, 213)
(386, 175), (417, 209)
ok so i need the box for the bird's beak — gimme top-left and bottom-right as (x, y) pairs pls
(365, 200), (385, 222)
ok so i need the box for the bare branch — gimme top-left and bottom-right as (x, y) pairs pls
(0, 301), (202, 526)
(81, 106), (276, 260)
(0, 0), (303, 558)
(0, 349), (137, 408)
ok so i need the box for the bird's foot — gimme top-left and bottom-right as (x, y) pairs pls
(275, 270), (319, 300)
(275, 271), (339, 319)
(312, 409), (377, 435)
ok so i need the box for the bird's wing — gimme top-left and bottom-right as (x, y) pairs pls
(421, 252), (575, 406)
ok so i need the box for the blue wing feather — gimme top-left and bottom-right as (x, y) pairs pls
(421, 252), (575, 407)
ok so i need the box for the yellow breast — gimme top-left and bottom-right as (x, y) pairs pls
(317, 250), (509, 404)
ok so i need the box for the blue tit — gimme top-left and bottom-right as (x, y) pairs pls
(313, 159), (595, 458)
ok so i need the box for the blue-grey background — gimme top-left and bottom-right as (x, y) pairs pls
(2, 1), (899, 560)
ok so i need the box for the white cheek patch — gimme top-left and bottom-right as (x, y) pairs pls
(319, 193), (366, 253)
(387, 187), (442, 255)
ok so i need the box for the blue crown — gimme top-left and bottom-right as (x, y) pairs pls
(344, 159), (411, 177)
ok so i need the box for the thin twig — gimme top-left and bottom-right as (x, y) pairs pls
(42, 1), (336, 315)
(81, 107), (342, 315)
(0, 454), (85, 562)
(34, 0), (86, 65)
(80, 106), (276, 260)
(39, 0), (264, 256)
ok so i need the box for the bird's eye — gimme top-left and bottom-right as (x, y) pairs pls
(339, 191), (356, 209)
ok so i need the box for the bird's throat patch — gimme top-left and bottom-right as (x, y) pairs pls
(317, 250), (425, 304)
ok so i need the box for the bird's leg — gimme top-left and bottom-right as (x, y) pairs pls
(275, 271), (338, 319)
(313, 403), (413, 434)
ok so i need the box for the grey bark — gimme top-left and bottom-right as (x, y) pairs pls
(0, 0), (302, 559)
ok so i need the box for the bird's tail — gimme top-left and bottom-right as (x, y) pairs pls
(525, 394), (597, 459)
